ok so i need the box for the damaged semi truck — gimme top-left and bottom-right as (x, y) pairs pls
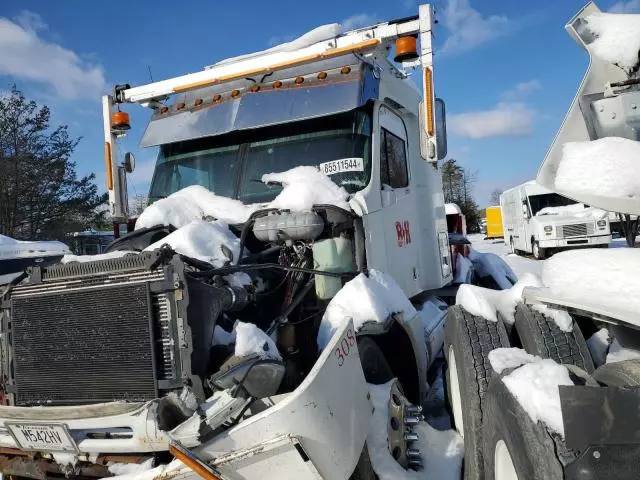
(0, 6), (467, 480)
(444, 2), (640, 480)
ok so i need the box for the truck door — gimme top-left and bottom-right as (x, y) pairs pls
(378, 106), (420, 297)
(519, 188), (533, 253)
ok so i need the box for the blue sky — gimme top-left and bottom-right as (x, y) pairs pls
(1, 0), (638, 206)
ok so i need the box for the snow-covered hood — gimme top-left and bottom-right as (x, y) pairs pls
(535, 206), (607, 223)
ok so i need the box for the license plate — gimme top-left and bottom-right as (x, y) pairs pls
(8, 423), (77, 452)
(319, 158), (364, 176)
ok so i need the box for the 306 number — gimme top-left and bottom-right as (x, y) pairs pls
(334, 328), (356, 367)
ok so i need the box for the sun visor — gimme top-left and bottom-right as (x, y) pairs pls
(140, 61), (379, 148)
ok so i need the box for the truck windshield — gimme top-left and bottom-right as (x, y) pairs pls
(529, 193), (578, 216)
(148, 107), (372, 205)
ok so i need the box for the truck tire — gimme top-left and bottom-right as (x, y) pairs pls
(532, 241), (546, 260)
(514, 304), (594, 374)
(357, 337), (394, 384)
(349, 443), (376, 480)
(444, 306), (510, 480)
(482, 375), (564, 480)
(593, 359), (640, 386)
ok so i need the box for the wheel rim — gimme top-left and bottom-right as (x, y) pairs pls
(448, 346), (464, 437)
(494, 440), (518, 480)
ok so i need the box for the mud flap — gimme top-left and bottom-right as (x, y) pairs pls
(561, 386), (640, 479)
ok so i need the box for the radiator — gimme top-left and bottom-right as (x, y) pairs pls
(4, 252), (189, 406)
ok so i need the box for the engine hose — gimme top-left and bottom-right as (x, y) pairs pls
(267, 277), (316, 335)
(192, 263), (357, 279)
(238, 208), (279, 262)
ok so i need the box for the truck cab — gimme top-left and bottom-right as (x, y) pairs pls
(501, 180), (610, 259)
(0, 7), (454, 480)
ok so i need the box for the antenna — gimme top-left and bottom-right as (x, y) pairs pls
(147, 65), (153, 82)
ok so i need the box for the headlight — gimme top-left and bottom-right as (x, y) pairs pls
(544, 225), (553, 232)
(597, 220), (607, 227)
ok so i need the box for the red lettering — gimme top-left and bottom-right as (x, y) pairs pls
(334, 347), (345, 366)
(395, 220), (412, 246)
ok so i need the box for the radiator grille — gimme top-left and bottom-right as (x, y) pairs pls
(11, 283), (157, 405)
(559, 223), (593, 238)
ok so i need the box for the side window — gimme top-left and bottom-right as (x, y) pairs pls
(380, 128), (408, 189)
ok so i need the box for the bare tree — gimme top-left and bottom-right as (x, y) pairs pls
(130, 194), (149, 216)
(489, 188), (503, 206)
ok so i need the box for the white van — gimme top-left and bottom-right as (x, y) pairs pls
(500, 181), (611, 259)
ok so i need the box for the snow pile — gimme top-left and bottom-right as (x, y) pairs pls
(212, 325), (236, 346)
(108, 459), (155, 476)
(542, 248), (640, 316)
(262, 166), (350, 212)
(367, 382), (463, 480)
(454, 254), (473, 284)
(456, 272), (543, 324)
(606, 337), (640, 364)
(317, 269), (416, 349)
(61, 250), (135, 264)
(234, 322), (282, 361)
(0, 235), (17, 244)
(468, 248), (517, 289)
(490, 348), (572, 437)
(136, 185), (255, 230)
(585, 12), (640, 70)
(144, 220), (240, 268)
(530, 304), (573, 332)
(555, 138), (640, 204)
(488, 347), (540, 374)
(587, 328), (610, 367)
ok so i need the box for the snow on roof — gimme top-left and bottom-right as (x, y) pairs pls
(61, 250), (133, 264)
(445, 203), (462, 216)
(316, 269), (417, 349)
(555, 137), (640, 214)
(143, 220), (241, 268)
(542, 248), (640, 324)
(585, 12), (640, 71)
(536, 204), (608, 219)
(489, 348), (572, 437)
(211, 24), (342, 68)
(367, 382), (463, 480)
(262, 166), (350, 212)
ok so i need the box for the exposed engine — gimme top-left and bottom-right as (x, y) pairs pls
(0, 206), (364, 431)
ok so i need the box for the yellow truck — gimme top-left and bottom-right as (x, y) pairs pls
(485, 205), (503, 239)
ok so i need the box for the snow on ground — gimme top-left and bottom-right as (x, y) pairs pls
(489, 348), (573, 437)
(61, 250), (135, 263)
(542, 248), (640, 317)
(144, 220), (241, 268)
(367, 382), (463, 480)
(317, 269), (416, 349)
(106, 459), (186, 480)
(107, 459), (155, 476)
(585, 12), (640, 71)
(555, 137), (640, 209)
(467, 234), (542, 279)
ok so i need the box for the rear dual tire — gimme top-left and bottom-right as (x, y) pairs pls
(445, 306), (510, 480)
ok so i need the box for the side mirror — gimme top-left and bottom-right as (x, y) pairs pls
(522, 203), (529, 219)
(123, 152), (136, 174)
(435, 98), (447, 161)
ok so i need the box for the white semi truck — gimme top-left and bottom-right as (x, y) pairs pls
(444, 3), (640, 480)
(501, 180), (610, 260)
(0, 6), (471, 480)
